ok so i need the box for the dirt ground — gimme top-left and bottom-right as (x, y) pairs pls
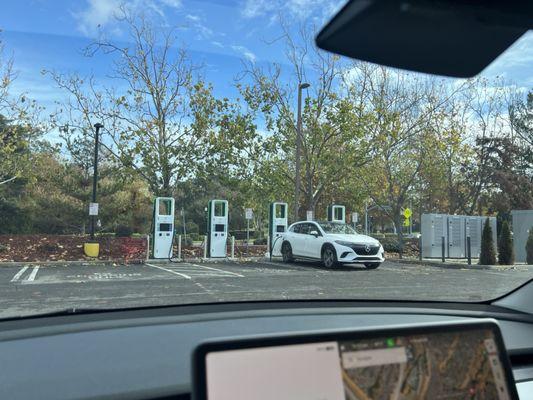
(0, 235), (147, 262)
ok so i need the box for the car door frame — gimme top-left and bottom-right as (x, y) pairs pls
(304, 222), (324, 259)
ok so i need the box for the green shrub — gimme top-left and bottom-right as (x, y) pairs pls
(0, 243), (9, 253)
(498, 221), (514, 265)
(526, 227), (533, 265)
(181, 236), (193, 247)
(115, 224), (133, 237)
(479, 218), (496, 265)
(379, 237), (400, 253)
(253, 238), (267, 245)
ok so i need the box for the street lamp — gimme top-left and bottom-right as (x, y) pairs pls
(90, 123), (103, 240)
(294, 82), (310, 221)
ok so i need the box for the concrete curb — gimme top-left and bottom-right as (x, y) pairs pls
(389, 257), (524, 271)
(0, 259), (145, 267)
(0, 256), (269, 267)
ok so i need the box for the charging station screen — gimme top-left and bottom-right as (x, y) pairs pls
(214, 224), (225, 232)
(276, 226), (285, 232)
(158, 223), (172, 232)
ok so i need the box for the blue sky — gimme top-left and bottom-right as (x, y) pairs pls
(1, 0), (532, 116)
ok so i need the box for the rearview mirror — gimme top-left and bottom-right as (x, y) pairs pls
(310, 230), (319, 237)
(315, 0), (532, 78)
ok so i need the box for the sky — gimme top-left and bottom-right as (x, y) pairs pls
(0, 0), (532, 122)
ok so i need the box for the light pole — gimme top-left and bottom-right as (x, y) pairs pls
(90, 123), (103, 240)
(294, 82), (309, 222)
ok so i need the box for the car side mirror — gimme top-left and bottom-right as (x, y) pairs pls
(310, 230), (319, 237)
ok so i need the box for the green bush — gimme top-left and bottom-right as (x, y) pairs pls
(479, 218), (496, 265)
(181, 236), (193, 247)
(526, 227), (533, 265)
(115, 224), (133, 237)
(0, 243), (9, 253)
(379, 237), (400, 253)
(498, 221), (514, 265)
(253, 238), (267, 245)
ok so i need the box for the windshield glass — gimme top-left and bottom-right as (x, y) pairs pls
(319, 222), (357, 235)
(0, 1), (532, 318)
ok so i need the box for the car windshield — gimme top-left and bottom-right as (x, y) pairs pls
(0, 1), (532, 318)
(319, 222), (357, 235)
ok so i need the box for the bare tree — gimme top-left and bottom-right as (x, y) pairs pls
(47, 10), (232, 196)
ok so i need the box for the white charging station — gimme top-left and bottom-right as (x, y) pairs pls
(151, 197), (175, 259)
(207, 199), (228, 258)
(327, 204), (345, 223)
(269, 202), (288, 256)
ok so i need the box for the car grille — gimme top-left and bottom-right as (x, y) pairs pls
(350, 244), (380, 255)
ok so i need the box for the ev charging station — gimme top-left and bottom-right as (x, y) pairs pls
(269, 202), (288, 256)
(207, 199), (228, 258)
(327, 204), (346, 223)
(151, 197), (175, 259)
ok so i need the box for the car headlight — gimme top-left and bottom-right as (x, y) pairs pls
(335, 240), (354, 247)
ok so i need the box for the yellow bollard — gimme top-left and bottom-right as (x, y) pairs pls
(84, 242), (100, 258)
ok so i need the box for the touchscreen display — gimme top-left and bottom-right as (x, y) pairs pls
(203, 327), (514, 400)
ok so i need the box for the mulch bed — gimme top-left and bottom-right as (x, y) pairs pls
(0, 235), (147, 263)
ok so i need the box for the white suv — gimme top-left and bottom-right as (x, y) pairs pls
(281, 221), (385, 269)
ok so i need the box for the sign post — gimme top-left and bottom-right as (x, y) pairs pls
(245, 208), (253, 255)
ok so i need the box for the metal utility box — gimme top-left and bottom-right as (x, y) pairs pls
(447, 215), (465, 258)
(421, 214), (497, 259)
(512, 210), (533, 262)
(421, 213), (447, 258)
(465, 216), (482, 258)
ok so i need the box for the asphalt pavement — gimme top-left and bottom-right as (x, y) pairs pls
(0, 259), (532, 318)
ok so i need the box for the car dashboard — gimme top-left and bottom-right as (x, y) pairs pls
(0, 301), (532, 400)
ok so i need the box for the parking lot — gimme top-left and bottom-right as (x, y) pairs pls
(1, 259), (532, 318)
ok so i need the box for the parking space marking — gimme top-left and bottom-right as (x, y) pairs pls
(27, 266), (40, 282)
(145, 263), (191, 280)
(188, 263), (244, 277)
(10, 266), (29, 282)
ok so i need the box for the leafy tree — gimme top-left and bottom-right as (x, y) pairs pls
(48, 10), (255, 197)
(498, 220), (514, 265)
(526, 228), (533, 265)
(479, 218), (497, 265)
(239, 21), (371, 220)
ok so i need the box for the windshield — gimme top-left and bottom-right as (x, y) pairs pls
(319, 222), (357, 235)
(0, 1), (532, 318)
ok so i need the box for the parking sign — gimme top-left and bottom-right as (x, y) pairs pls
(245, 208), (253, 220)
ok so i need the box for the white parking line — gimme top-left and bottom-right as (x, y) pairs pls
(10, 266), (29, 282)
(188, 263), (244, 277)
(27, 266), (40, 281)
(145, 263), (191, 279)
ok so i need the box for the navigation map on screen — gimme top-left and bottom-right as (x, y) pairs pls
(205, 328), (513, 400)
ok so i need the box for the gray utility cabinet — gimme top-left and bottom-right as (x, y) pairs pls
(421, 213), (496, 259)
(511, 210), (533, 263)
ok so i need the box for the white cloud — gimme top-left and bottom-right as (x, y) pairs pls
(231, 45), (256, 62)
(74, 0), (183, 37)
(211, 41), (224, 48)
(241, 0), (345, 21)
(186, 14), (200, 22)
(160, 0), (182, 8)
(75, 0), (122, 37)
